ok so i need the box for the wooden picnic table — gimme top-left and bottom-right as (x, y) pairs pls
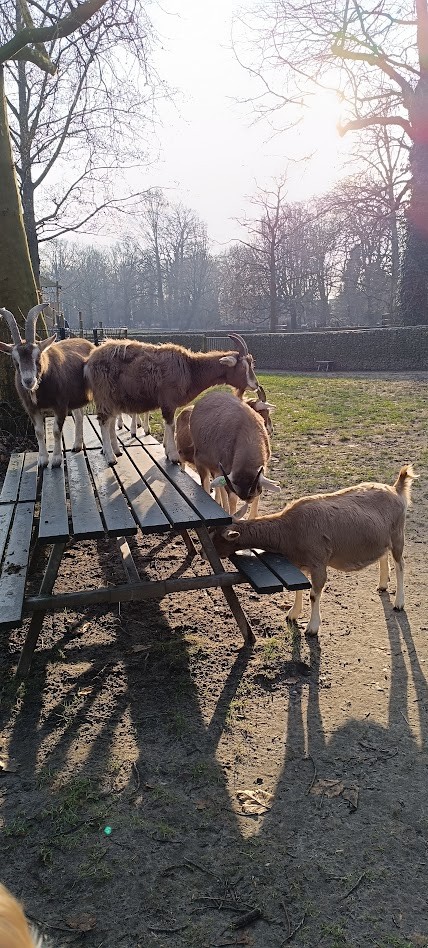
(0, 414), (310, 677)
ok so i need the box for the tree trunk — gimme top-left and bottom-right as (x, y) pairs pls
(400, 73), (428, 325)
(0, 64), (38, 408)
(269, 242), (278, 332)
(17, 58), (41, 285)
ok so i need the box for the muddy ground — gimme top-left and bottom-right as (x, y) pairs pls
(0, 373), (427, 948)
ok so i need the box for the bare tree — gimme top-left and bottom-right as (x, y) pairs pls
(235, 0), (428, 324)
(3, 0), (164, 284)
(0, 0), (109, 407)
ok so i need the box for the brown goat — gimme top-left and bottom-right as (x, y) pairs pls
(0, 305), (94, 467)
(188, 390), (280, 516)
(176, 390), (277, 515)
(84, 333), (258, 464)
(213, 465), (415, 635)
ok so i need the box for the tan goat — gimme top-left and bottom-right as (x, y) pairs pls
(213, 465), (416, 635)
(0, 882), (41, 948)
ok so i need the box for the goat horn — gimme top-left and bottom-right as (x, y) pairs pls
(259, 473), (281, 492)
(228, 332), (248, 356)
(249, 465), (264, 496)
(25, 303), (49, 343)
(0, 307), (22, 346)
(257, 384), (267, 402)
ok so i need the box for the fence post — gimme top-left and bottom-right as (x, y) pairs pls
(98, 321), (103, 340)
(78, 311), (84, 336)
(93, 327), (99, 346)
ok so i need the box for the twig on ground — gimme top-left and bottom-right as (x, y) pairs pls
(305, 755), (317, 796)
(282, 911), (307, 944)
(232, 908), (263, 929)
(399, 710), (410, 726)
(281, 900), (291, 938)
(184, 858), (220, 879)
(132, 761), (141, 791)
(195, 896), (257, 913)
(340, 871), (367, 900)
(148, 924), (189, 934)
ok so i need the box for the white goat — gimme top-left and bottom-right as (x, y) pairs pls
(84, 333), (258, 464)
(213, 465), (416, 635)
(176, 389), (277, 515)
(187, 390), (280, 517)
(0, 305), (94, 467)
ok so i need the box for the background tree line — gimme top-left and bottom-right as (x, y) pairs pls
(41, 168), (406, 332)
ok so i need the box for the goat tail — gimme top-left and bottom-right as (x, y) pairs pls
(393, 464), (417, 506)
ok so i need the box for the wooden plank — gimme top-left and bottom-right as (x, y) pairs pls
(82, 414), (103, 449)
(126, 445), (201, 529)
(0, 502), (34, 627)
(62, 416), (76, 451)
(18, 453), (38, 503)
(256, 552), (311, 591)
(112, 451), (170, 533)
(38, 466), (69, 543)
(142, 442), (232, 527)
(86, 451), (138, 537)
(66, 451), (105, 539)
(230, 552), (284, 594)
(0, 453), (24, 503)
(0, 504), (14, 563)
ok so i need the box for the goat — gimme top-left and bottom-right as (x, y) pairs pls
(176, 388), (277, 514)
(116, 411), (150, 437)
(213, 465), (416, 635)
(0, 882), (41, 948)
(187, 390), (280, 517)
(84, 332), (258, 464)
(0, 305), (94, 467)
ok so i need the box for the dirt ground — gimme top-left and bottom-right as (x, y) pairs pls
(0, 373), (427, 948)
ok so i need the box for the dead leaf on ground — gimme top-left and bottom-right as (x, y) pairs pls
(0, 758), (19, 774)
(310, 779), (344, 798)
(236, 789), (274, 814)
(66, 913), (97, 932)
(310, 779), (360, 810)
(409, 935), (428, 947)
(195, 798), (210, 810)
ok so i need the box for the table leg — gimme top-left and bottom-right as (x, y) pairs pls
(16, 541), (66, 679)
(195, 525), (255, 646)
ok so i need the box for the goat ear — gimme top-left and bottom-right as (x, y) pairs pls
(259, 473), (281, 492)
(38, 334), (57, 352)
(223, 528), (240, 539)
(219, 355), (237, 367)
(0, 341), (14, 354)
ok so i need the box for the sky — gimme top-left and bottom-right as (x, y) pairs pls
(142, 0), (351, 249)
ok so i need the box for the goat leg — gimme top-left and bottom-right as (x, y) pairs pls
(51, 409), (66, 467)
(109, 416), (123, 457)
(33, 409), (49, 468)
(72, 408), (84, 452)
(378, 552), (390, 591)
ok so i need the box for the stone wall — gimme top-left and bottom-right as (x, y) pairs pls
(127, 327), (428, 372)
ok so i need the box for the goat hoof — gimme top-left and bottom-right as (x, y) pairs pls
(393, 603), (404, 612)
(305, 626), (319, 636)
(38, 459), (49, 469)
(114, 449), (123, 457)
(108, 458), (118, 467)
(72, 445), (83, 453)
(51, 458), (62, 469)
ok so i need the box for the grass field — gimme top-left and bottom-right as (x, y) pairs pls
(147, 371), (427, 500)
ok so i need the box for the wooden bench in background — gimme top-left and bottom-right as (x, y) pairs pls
(0, 415), (310, 677)
(315, 360), (334, 372)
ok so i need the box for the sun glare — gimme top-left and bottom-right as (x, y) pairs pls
(288, 91), (349, 201)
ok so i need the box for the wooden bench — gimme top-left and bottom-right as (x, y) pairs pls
(0, 414), (310, 676)
(315, 360), (334, 372)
